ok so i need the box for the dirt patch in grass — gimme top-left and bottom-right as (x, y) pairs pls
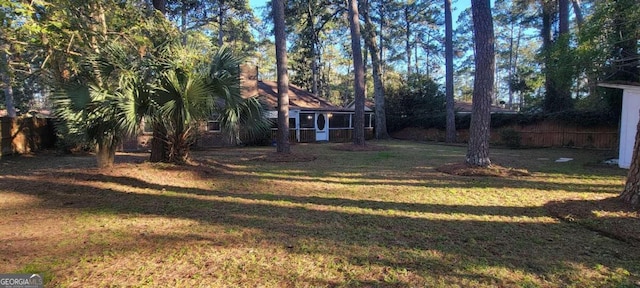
(330, 143), (388, 151)
(546, 197), (640, 246)
(436, 162), (531, 177)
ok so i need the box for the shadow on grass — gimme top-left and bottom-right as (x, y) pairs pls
(26, 170), (607, 218)
(2, 173), (640, 286)
(545, 197), (640, 246)
(166, 158), (625, 194)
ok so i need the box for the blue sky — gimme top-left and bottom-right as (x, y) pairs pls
(248, 0), (472, 24)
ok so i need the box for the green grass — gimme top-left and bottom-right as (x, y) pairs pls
(0, 140), (638, 287)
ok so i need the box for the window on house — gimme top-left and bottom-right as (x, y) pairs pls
(269, 118), (296, 129)
(300, 113), (315, 128)
(329, 113), (350, 128)
(142, 118), (154, 134)
(207, 121), (221, 132)
(365, 114), (374, 128)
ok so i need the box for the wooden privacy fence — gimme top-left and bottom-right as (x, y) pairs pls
(393, 120), (618, 149)
(0, 117), (56, 156)
(502, 121), (618, 149)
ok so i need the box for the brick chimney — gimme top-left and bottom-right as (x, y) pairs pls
(240, 64), (258, 98)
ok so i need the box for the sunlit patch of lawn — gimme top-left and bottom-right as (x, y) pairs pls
(0, 140), (638, 287)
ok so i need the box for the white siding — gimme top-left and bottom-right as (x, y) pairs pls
(619, 88), (640, 168)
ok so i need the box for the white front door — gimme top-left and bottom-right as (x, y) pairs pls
(315, 113), (329, 141)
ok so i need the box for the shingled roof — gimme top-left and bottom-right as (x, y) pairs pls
(252, 81), (348, 111)
(454, 101), (517, 114)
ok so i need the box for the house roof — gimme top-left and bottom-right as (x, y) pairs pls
(598, 82), (640, 93)
(454, 101), (517, 114)
(252, 81), (349, 111)
(345, 99), (375, 111)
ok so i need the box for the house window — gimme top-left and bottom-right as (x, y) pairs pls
(142, 118), (154, 134)
(207, 121), (221, 132)
(365, 114), (374, 128)
(329, 113), (350, 128)
(300, 113), (315, 128)
(269, 118), (297, 129)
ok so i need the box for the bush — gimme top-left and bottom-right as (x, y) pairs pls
(387, 108), (618, 133)
(500, 129), (521, 148)
(385, 76), (446, 132)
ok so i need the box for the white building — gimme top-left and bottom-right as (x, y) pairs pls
(599, 83), (640, 168)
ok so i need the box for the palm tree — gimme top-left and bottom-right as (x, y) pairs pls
(153, 69), (213, 163)
(54, 41), (267, 166)
(208, 47), (269, 146)
(149, 46), (269, 163)
(52, 43), (149, 168)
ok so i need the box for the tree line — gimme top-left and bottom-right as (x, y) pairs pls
(1, 0), (639, 205)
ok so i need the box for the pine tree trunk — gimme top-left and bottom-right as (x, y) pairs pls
(273, 0), (291, 153)
(541, 1), (557, 113)
(404, 6), (411, 77)
(444, 0), (456, 143)
(559, 0), (569, 34)
(571, 0), (584, 27)
(1, 52), (16, 118)
(466, 0), (494, 167)
(360, 0), (389, 139)
(621, 110), (640, 208)
(218, 6), (225, 47)
(348, 0), (366, 146)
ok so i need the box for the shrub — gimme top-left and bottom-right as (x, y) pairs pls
(500, 129), (521, 148)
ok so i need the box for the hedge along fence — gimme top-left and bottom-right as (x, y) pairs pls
(392, 120), (618, 149)
(0, 117), (56, 156)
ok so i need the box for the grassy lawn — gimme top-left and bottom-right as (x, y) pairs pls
(1, 140), (639, 287)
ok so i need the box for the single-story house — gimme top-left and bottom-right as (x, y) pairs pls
(195, 65), (374, 147)
(123, 65), (375, 150)
(598, 82), (640, 168)
(258, 81), (374, 143)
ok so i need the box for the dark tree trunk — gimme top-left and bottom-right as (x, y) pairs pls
(621, 110), (640, 208)
(360, 0), (389, 139)
(445, 0), (456, 143)
(404, 5), (411, 77)
(96, 141), (117, 168)
(348, 0), (366, 146)
(555, 0), (573, 111)
(308, 3), (319, 97)
(559, 0), (569, 34)
(542, 1), (559, 113)
(218, 4), (225, 47)
(466, 0), (494, 167)
(152, 0), (166, 14)
(571, 0), (583, 27)
(379, 4), (386, 79)
(150, 124), (167, 162)
(273, 0), (291, 153)
(1, 52), (16, 118)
